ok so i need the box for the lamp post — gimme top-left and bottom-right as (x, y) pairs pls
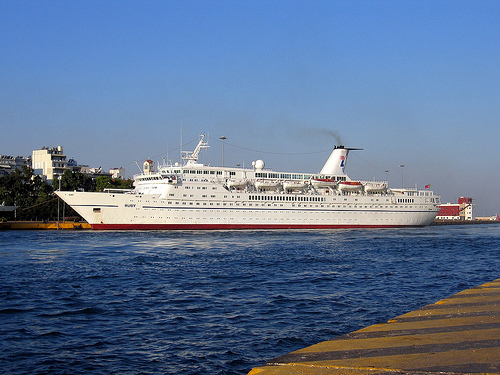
(57, 175), (61, 229)
(400, 164), (405, 188)
(219, 136), (227, 167)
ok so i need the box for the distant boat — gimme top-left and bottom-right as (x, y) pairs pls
(56, 134), (441, 230)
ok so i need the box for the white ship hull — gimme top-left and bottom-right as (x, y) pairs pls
(56, 135), (440, 230)
(57, 191), (438, 229)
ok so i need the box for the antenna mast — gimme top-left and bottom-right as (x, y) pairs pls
(182, 134), (210, 164)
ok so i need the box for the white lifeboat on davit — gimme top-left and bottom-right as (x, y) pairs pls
(283, 180), (309, 191)
(338, 181), (363, 192)
(227, 179), (248, 189)
(364, 182), (387, 193)
(311, 178), (337, 188)
(255, 180), (282, 191)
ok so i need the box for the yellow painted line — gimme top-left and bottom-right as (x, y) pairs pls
(388, 301), (500, 321)
(294, 346), (500, 371)
(359, 315), (500, 332)
(249, 278), (500, 375)
(292, 328), (500, 353)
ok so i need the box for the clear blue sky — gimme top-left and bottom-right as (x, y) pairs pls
(1, 0), (499, 216)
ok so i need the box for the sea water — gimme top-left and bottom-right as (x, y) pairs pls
(1, 224), (499, 375)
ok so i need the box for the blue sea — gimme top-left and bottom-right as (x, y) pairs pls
(1, 224), (500, 374)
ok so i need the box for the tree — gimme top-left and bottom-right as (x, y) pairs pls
(1, 167), (134, 221)
(0, 166), (57, 220)
(95, 176), (133, 192)
(60, 169), (95, 192)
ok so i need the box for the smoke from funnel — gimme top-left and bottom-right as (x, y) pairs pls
(316, 129), (343, 145)
(299, 127), (344, 145)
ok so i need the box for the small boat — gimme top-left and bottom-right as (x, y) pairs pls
(255, 180), (282, 191)
(227, 179), (248, 189)
(311, 178), (337, 188)
(364, 182), (387, 193)
(338, 181), (363, 192)
(283, 181), (309, 192)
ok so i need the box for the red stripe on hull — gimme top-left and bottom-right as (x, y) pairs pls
(90, 223), (420, 230)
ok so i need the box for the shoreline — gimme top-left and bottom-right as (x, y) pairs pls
(0, 221), (91, 230)
(0, 219), (498, 230)
(431, 219), (500, 225)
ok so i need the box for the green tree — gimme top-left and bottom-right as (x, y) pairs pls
(1, 168), (134, 221)
(0, 166), (58, 220)
(95, 176), (133, 192)
(60, 169), (95, 192)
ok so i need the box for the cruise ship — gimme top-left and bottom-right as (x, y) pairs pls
(56, 134), (440, 230)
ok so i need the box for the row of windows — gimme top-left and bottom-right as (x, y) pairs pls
(255, 172), (315, 179)
(130, 213), (413, 223)
(184, 170), (224, 175)
(103, 203), (427, 213)
(168, 169), (240, 176)
(253, 173), (349, 181)
(397, 198), (415, 203)
(249, 195), (326, 202)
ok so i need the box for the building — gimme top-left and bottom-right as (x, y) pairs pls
(87, 167), (112, 179)
(110, 167), (125, 179)
(436, 203), (460, 220)
(0, 155), (29, 176)
(67, 158), (90, 174)
(436, 197), (474, 221)
(458, 197), (473, 221)
(32, 146), (69, 183)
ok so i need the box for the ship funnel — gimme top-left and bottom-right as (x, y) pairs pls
(320, 146), (362, 176)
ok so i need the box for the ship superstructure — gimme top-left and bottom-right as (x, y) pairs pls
(56, 134), (441, 229)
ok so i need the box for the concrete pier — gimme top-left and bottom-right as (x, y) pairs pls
(249, 278), (500, 375)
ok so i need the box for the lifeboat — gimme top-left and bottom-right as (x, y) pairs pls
(338, 181), (363, 192)
(283, 181), (309, 192)
(311, 178), (337, 188)
(227, 179), (248, 189)
(255, 180), (282, 191)
(364, 182), (387, 193)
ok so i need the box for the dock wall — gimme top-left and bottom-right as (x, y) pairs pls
(249, 278), (500, 375)
(0, 221), (91, 230)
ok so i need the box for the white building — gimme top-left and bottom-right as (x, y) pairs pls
(110, 167), (125, 179)
(32, 146), (68, 183)
(0, 155), (29, 176)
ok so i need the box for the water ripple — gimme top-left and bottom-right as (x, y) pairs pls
(1, 225), (500, 374)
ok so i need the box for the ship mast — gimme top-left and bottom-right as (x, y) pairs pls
(182, 134), (210, 165)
